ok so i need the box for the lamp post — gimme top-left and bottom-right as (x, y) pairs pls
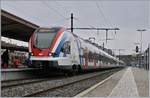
(137, 29), (146, 68)
(137, 29), (146, 53)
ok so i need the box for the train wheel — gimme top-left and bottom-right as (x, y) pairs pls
(78, 65), (82, 73)
(72, 65), (78, 75)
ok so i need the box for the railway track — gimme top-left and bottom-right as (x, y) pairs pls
(1, 67), (124, 97)
(1, 71), (67, 89)
(25, 68), (123, 97)
(1, 68), (67, 89)
(1, 78), (50, 89)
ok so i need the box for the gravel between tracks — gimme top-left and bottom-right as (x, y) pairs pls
(1, 73), (65, 89)
(1, 78), (49, 88)
(1, 68), (123, 97)
(34, 70), (118, 97)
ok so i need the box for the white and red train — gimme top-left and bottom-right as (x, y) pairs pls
(28, 27), (124, 72)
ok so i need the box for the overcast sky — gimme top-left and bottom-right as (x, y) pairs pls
(1, 0), (150, 55)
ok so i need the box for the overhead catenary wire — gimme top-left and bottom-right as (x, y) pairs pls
(99, 1), (114, 27)
(53, 18), (70, 27)
(95, 1), (111, 27)
(41, 1), (67, 20)
(42, 1), (117, 46)
(96, 1), (119, 44)
(67, 15), (101, 45)
(72, 17), (99, 40)
(74, 18), (97, 29)
(41, 1), (71, 27)
(68, 14), (119, 42)
(95, 1), (110, 44)
(54, 1), (68, 13)
(54, 1), (111, 30)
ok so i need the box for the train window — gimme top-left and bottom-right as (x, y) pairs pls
(96, 59), (98, 63)
(88, 51), (93, 62)
(98, 54), (101, 61)
(101, 55), (104, 62)
(96, 54), (99, 63)
(34, 28), (60, 48)
(103, 56), (107, 63)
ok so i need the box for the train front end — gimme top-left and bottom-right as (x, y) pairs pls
(28, 27), (66, 68)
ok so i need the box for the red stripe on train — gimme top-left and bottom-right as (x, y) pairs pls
(49, 28), (65, 52)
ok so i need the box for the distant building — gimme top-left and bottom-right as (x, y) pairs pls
(116, 55), (136, 66)
(117, 46), (149, 70)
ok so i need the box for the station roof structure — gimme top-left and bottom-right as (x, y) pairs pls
(1, 41), (28, 52)
(1, 9), (39, 42)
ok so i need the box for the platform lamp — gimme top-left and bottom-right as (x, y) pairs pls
(137, 29), (146, 68)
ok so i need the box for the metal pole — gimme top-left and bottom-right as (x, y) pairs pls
(118, 49), (120, 61)
(102, 42), (104, 50)
(71, 13), (73, 33)
(137, 29), (146, 68)
(140, 31), (142, 53)
(106, 29), (108, 43)
(140, 31), (142, 68)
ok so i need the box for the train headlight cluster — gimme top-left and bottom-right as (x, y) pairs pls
(49, 53), (52, 56)
(29, 52), (33, 56)
(49, 53), (56, 57)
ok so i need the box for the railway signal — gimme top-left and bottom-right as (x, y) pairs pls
(136, 46), (139, 53)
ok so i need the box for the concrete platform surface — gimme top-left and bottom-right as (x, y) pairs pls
(1, 68), (40, 72)
(1, 68), (41, 81)
(76, 67), (149, 97)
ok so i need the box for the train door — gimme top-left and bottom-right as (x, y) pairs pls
(70, 37), (80, 65)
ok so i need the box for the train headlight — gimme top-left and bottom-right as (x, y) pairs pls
(49, 53), (52, 56)
(29, 52), (33, 56)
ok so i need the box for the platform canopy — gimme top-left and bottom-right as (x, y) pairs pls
(1, 9), (39, 42)
(1, 41), (28, 52)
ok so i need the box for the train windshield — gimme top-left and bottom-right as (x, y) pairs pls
(34, 28), (60, 48)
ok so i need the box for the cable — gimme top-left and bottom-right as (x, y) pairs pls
(52, 18), (69, 27)
(74, 17), (96, 29)
(73, 18), (103, 45)
(54, 1), (68, 13)
(99, 1), (114, 27)
(41, 1), (67, 19)
(47, 1), (98, 29)
(95, 2), (110, 27)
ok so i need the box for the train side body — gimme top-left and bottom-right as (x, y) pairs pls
(29, 27), (124, 71)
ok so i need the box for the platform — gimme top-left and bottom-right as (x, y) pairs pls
(1, 67), (40, 72)
(76, 67), (149, 97)
(1, 68), (41, 81)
